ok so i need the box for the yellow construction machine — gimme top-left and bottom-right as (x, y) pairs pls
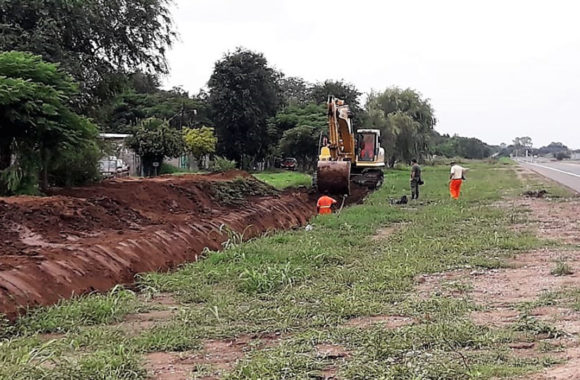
(314, 96), (385, 194)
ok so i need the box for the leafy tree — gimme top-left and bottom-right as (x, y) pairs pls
(208, 48), (282, 167)
(512, 136), (533, 156)
(127, 118), (184, 176)
(537, 142), (569, 157)
(555, 151), (571, 161)
(105, 87), (211, 133)
(0, 52), (99, 194)
(272, 103), (327, 169)
(310, 80), (363, 121)
(279, 76), (312, 106)
(268, 103), (326, 147)
(183, 126), (217, 168)
(432, 133), (493, 159)
(366, 87), (436, 165)
(279, 126), (320, 171)
(0, 0), (176, 109)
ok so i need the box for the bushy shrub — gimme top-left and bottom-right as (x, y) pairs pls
(211, 156), (237, 172)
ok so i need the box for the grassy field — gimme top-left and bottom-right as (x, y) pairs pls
(0, 162), (572, 379)
(253, 170), (312, 189)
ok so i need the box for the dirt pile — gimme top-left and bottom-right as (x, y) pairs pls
(0, 172), (370, 320)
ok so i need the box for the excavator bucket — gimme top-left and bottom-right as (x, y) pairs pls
(316, 161), (351, 195)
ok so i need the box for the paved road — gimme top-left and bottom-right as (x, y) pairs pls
(519, 160), (580, 194)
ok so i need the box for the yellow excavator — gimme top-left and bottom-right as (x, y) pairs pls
(314, 96), (385, 194)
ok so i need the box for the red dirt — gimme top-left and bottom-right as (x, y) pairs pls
(0, 171), (370, 320)
(146, 333), (284, 379)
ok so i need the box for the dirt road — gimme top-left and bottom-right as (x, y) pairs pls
(519, 160), (580, 194)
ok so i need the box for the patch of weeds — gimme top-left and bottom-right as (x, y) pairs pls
(192, 363), (217, 378)
(209, 177), (277, 206)
(57, 346), (146, 380)
(219, 224), (251, 250)
(551, 261), (573, 276)
(64, 326), (129, 351)
(132, 322), (202, 353)
(518, 291), (559, 312)
(399, 297), (476, 322)
(238, 263), (304, 294)
(227, 338), (324, 379)
(14, 287), (141, 336)
(537, 340), (565, 353)
(512, 313), (564, 338)
(331, 320), (517, 379)
(442, 280), (474, 294)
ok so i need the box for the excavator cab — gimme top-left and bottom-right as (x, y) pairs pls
(357, 132), (378, 162)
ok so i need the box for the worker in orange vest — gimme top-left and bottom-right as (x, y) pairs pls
(317, 191), (338, 215)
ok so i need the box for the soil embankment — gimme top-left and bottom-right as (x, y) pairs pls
(0, 172), (368, 320)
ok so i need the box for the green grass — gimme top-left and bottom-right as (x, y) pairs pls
(159, 162), (194, 175)
(0, 161), (568, 379)
(253, 170), (312, 189)
(551, 261), (574, 276)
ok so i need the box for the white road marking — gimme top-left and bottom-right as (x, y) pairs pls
(526, 162), (580, 178)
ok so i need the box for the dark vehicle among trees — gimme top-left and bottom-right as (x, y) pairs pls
(280, 158), (297, 171)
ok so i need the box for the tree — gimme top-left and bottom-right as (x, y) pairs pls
(512, 136), (533, 156)
(279, 76), (312, 106)
(365, 87), (436, 165)
(537, 142), (569, 157)
(208, 48), (282, 167)
(268, 104), (326, 146)
(555, 151), (570, 161)
(279, 126), (320, 171)
(105, 86), (211, 133)
(0, 52), (100, 194)
(127, 118), (184, 176)
(183, 126), (217, 169)
(310, 80), (363, 121)
(431, 132), (493, 159)
(270, 103), (327, 169)
(0, 0), (176, 110)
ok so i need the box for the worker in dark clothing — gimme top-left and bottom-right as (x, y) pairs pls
(410, 159), (423, 200)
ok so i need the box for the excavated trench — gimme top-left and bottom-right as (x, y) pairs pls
(0, 171), (369, 320)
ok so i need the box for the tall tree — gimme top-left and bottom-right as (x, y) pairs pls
(279, 76), (312, 106)
(208, 48), (282, 167)
(270, 103), (326, 169)
(105, 86), (211, 133)
(0, 52), (99, 194)
(365, 87), (436, 164)
(512, 136), (533, 156)
(310, 80), (363, 121)
(0, 0), (176, 110)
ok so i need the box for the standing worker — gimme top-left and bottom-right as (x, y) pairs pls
(410, 159), (423, 200)
(449, 161), (468, 199)
(317, 191), (338, 215)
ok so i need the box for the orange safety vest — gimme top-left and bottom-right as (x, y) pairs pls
(317, 195), (337, 215)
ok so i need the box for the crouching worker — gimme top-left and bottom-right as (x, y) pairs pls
(317, 191), (337, 215)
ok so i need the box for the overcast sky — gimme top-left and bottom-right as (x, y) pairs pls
(163, 0), (580, 149)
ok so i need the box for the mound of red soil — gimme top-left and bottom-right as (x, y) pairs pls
(0, 171), (371, 320)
